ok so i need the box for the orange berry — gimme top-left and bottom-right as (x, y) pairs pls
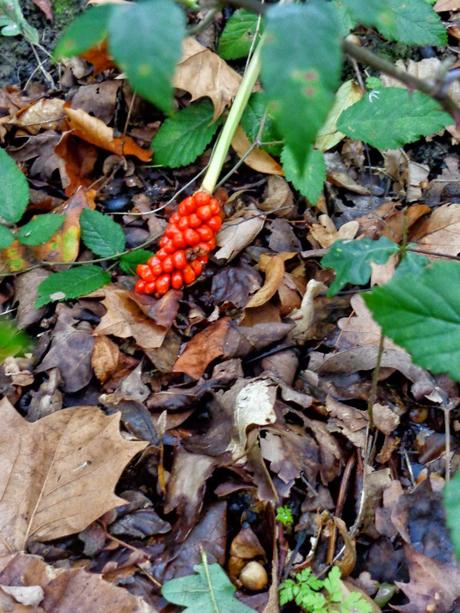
(197, 241), (211, 254)
(155, 274), (170, 295)
(145, 281), (156, 294)
(170, 212), (180, 224)
(163, 239), (176, 254)
(162, 255), (174, 273)
(178, 217), (189, 231)
(172, 250), (187, 269)
(198, 254), (209, 264)
(137, 264), (154, 281)
(171, 270), (184, 289)
(191, 259), (203, 276)
(182, 196), (196, 214)
(206, 237), (216, 251)
(197, 205), (212, 221)
(209, 198), (220, 215)
(135, 279), (146, 293)
(184, 228), (200, 246)
(159, 235), (168, 248)
(188, 213), (201, 229)
(208, 215), (222, 232)
(156, 249), (168, 260)
(166, 224), (180, 238)
(197, 225), (214, 241)
(183, 265), (196, 285)
(172, 233), (187, 249)
(194, 191), (211, 206)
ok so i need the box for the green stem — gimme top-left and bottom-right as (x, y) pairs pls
(200, 38), (263, 193)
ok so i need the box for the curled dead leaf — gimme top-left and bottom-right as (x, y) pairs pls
(231, 126), (283, 175)
(246, 252), (296, 309)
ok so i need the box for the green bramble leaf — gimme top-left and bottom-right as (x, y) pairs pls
(343, 0), (446, 46)
(218, 9), (261, 60)
(0, 148), (29, 224)
(161, 561), (255, 612)
(0, 319), (31, 363)
(36, 266), (111, 308)
(364, 261), (460, 380)
(80, 209), (126, 258)
(152, 100), (220, 168)
(240, 93), (283, 157)
(108, 0), (185, 113)
(261, 1), (342, 170)
(0, 225), (15, 250)
(321, 237), (399, 296)
(281, 147), (326, 205)
(17, 214), (65, 247)
(338, 88), (451, 150)
(444, 469), (460, 560)
(54, 5), (113, 59)
(119, 249), (153, 274)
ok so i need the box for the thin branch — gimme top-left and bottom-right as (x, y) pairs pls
(342, 39), (460, 121)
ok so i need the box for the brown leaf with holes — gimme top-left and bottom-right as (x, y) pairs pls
(173, 37), (241, 119)
(231, 126), (283, 175)
(94, 286), (168, 351)
(246, 252), (296, 309)
(0, 553), (155, 612)
(64, 107), (152, 161)
(173, 317), (232, 379)
(0, 397), (147, 556)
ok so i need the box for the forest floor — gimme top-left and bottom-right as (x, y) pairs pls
(0, 1), (460, 612)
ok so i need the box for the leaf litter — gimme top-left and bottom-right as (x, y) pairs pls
(0, 4), (460, 613)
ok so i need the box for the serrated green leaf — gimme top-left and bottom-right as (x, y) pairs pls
(337, 88), (451, 150)
(80, 209), (125, 257)
(444, 469), (460, 560)
(17, 214), (65, 247)
(0, 225), (15, 250)
(281, 147), (326, 205)
(364, 261), (460, 379)
(0, 320), (31, 363)
(261, 1), (342, 170)
(240, 92), (282, 156)
(0, 148), (29, 223)
(119, 249), (153, 274)
(396, 251), (429, 277)
(332, 0), (355, 37)
(343, 0), (446, 45)
(54, 5), (113, 59)
(161, 562), (255, 613)
(218, 9), (261, 60)
(152, 100), (220, 168)
(36, 266), (111, 308)
(108, 0), (185, 113)
(321, 237), (399, 295)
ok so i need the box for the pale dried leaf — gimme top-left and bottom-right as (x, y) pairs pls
(246, 252), (296, 309)
(410, 203), (460, 256)
(215, 204), (265, 261)
(92, 335), (120, 383)
(0, 398), (147, 555)
(14, 99), (65, 135)
(372, 403), (400, 435)
(231, 126), (283, 175)
(435, 0), (460, 9)
(316, 80), (363, 152)
(289, 279), (327, 343)
(173, 37), (241, 118)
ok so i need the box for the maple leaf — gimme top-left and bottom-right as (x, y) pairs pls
(0, 398), (147, 555)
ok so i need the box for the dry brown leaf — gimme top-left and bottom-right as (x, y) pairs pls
(92, 335), (120, 384)
(289, 279), (328, 343)
(308, 214), (359, 249)
(246, 252), (296, 309)
(64, 107), (152, 162)
(0, 398), (147, 555)
(173, 317), (231, 379)
(410, 203), (460, 256)
(55, 134), (98, 196)
(94, 286), (168, 351)
(215, 204), (265, 261)
(372, 402), (400, 435)
(259, 175), (295, 218)
(435, 0), (460, 9)
(231, 126), (283, 175)
(14, 268), (50, 329)
(356, 201), (430, 243)
(13, 98), (65, 135)
(0, 553), (154, 612)
(173, 37), (241, 118)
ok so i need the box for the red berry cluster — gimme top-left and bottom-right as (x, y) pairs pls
(134, 191), (222, 297)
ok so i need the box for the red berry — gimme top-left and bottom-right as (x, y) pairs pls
(156, 274), (171, 295)
(137, 264), (154, 281)
(191, 260), (203, 276)
(206, 237), (217, 251)
(197, 241), (211, 253)
(197, 225), (214, 241)
(172, 233), (187, 249)
(145, 281), (156, 294)
(171, 271), (184, 289)
(156, 249), (168, 260)
(159, 236), (168, 248)
(178, 217), (189, 231)
(148, 256), (161, 268)
(178, 196), (195, 216)
(208, 215), (222, 232)
(162, 255), (174, 273)
(188, 213), (201, 229)
(209, 198), (220, 215)
(184, 228), (200, 246)
(170, 212), (180, 224)
(197, 205), (212, 221)
(166, 224), (180, 238)
(194, 191), (211, 206)
(163, 239), (176, 254)
(198, 254), (209, 264)
(172, 250), (187, 269)
(135, 279), (146, 293)
(182, 265), (196, 285)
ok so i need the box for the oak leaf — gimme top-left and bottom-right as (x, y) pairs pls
(173, 37), (241, 119)
(0, 398), (147, 556)
(64, 107), (152, 162)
